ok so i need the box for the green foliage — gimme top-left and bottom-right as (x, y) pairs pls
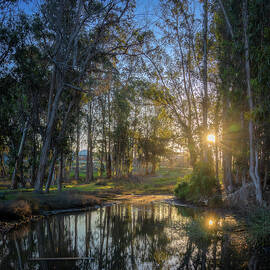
(174, 162), (219, 203)
(245, 208), (270, 247)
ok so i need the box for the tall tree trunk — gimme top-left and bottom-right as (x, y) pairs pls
(89, 137), (94, 182)
(35, 75), (63, 192)
(11, 119), (29, 189)
(86, 102), (94, 182)
(202, 0), (208, 162)
(57, 153), (63, 192)
(151, 161), (157, 174)
(30, 134), (37, 187)
(215, 143), (219, 180)
(75, 113), (80, 181)
(187, 134), (197, 168)
(86, 138), (94, 183)
(242, 0), (262, 205)
(45, 100), (74, 191)
(222, 85), (234, 192)
(0, 153), (7, 177)
(45, 149), (58, 193)
(217, 0), (234, 39)
(223, 151), (233, 192)
(106, 92), (112, 178)
(86, 143), (90, 183)
(19, 159), (25, 187)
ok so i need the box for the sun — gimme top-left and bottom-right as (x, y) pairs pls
(208, 219), (214, 226)
(207, 134), (216, 143)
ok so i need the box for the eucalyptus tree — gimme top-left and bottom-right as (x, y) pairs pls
(142, 0), (208, 168)
(34, 0), (146, 192)
(214, 0), (270, 205)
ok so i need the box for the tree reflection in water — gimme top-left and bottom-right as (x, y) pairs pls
(0, 203), (266, 269)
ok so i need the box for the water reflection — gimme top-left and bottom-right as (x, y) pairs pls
(0, 203), (266, 269)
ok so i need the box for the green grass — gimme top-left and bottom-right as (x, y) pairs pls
(106, 166), (192, 195)
(0, 167), (191, 200)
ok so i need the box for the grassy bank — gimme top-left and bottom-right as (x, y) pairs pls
(0, 167), (190, 232)
(0, 166), (191, 200)
(0, 191), (101, 233)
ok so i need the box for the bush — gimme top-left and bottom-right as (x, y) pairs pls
(174, 162), (220, 203)
(0, 200), (32, 220)
(245, 208), (270, 247)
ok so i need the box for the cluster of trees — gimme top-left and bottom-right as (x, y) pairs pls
(0, 0), (172, 192)
(1, 0), (270, 206)
(149, 0), (270, 206)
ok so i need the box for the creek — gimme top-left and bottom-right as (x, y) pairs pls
(0, 201), (268, 269)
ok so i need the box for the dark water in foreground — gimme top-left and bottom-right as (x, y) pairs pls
(0, 202), (268, 269)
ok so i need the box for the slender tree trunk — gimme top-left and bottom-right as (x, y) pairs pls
(187, 134), (197, 168)
(86, 102), (94, 182)
(222, 85), (234, 192)
(218, 0), (234, 39)
(0, 153), (7, 177)
(106, 93), (112, 178)
(47, 66), (56, 121)
(19, 159), (25, 187)
(75, 114), (80, 181)
(45, 149), (58, 193)
(30, 134), (37, 187)
(243, 0), (262, 205)
(145, 161), (149, 175)
(215, 143), (219, 181)
(86, 137), (94, 183)
(202, 0), (208, 162)
(263, 163), (268, 191)
(151, 161), (156, 174)
(57, 153), (63, 192)
(35, 75), (63, 192)
(11, 119), (29, 189)
(86, 144), (90, 183)
(45, 100), (74, 191)
(89, 137), (94, 181)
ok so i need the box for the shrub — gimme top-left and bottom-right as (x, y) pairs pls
(0, 200), (32, 220)
(174, 175), (191, 201)
(175, 162), (220, 203)
(245, 208), (270, 247)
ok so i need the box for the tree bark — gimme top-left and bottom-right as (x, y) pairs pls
(75, 112), (80, 181)
(242, 0), (263, 205)
(106, 92), (112, 178)
(187, 134), (197, 168)
(217, 0), (234, 39)
(202, 0), (208, 162)
(86, 102), (94, 182)
(45, 100), (74, 192)
(0, 153), (7, 177)
(30, 134), (37, 187)
(57, 153), (63, 192)
(11, 119), (29, 189)
(35, 74), (64, 192)
(45, 149), (58, 193)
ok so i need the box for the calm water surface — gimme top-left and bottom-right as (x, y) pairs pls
(0, 202), (268, 269)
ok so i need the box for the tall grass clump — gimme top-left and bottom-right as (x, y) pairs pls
(245, 208), (270, 248)
(174, 162), (220, 203)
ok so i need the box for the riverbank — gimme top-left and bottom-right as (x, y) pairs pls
(0, 192), (176, 234)
(0, 191), (102, 233)
(0, 167), (188, 233)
